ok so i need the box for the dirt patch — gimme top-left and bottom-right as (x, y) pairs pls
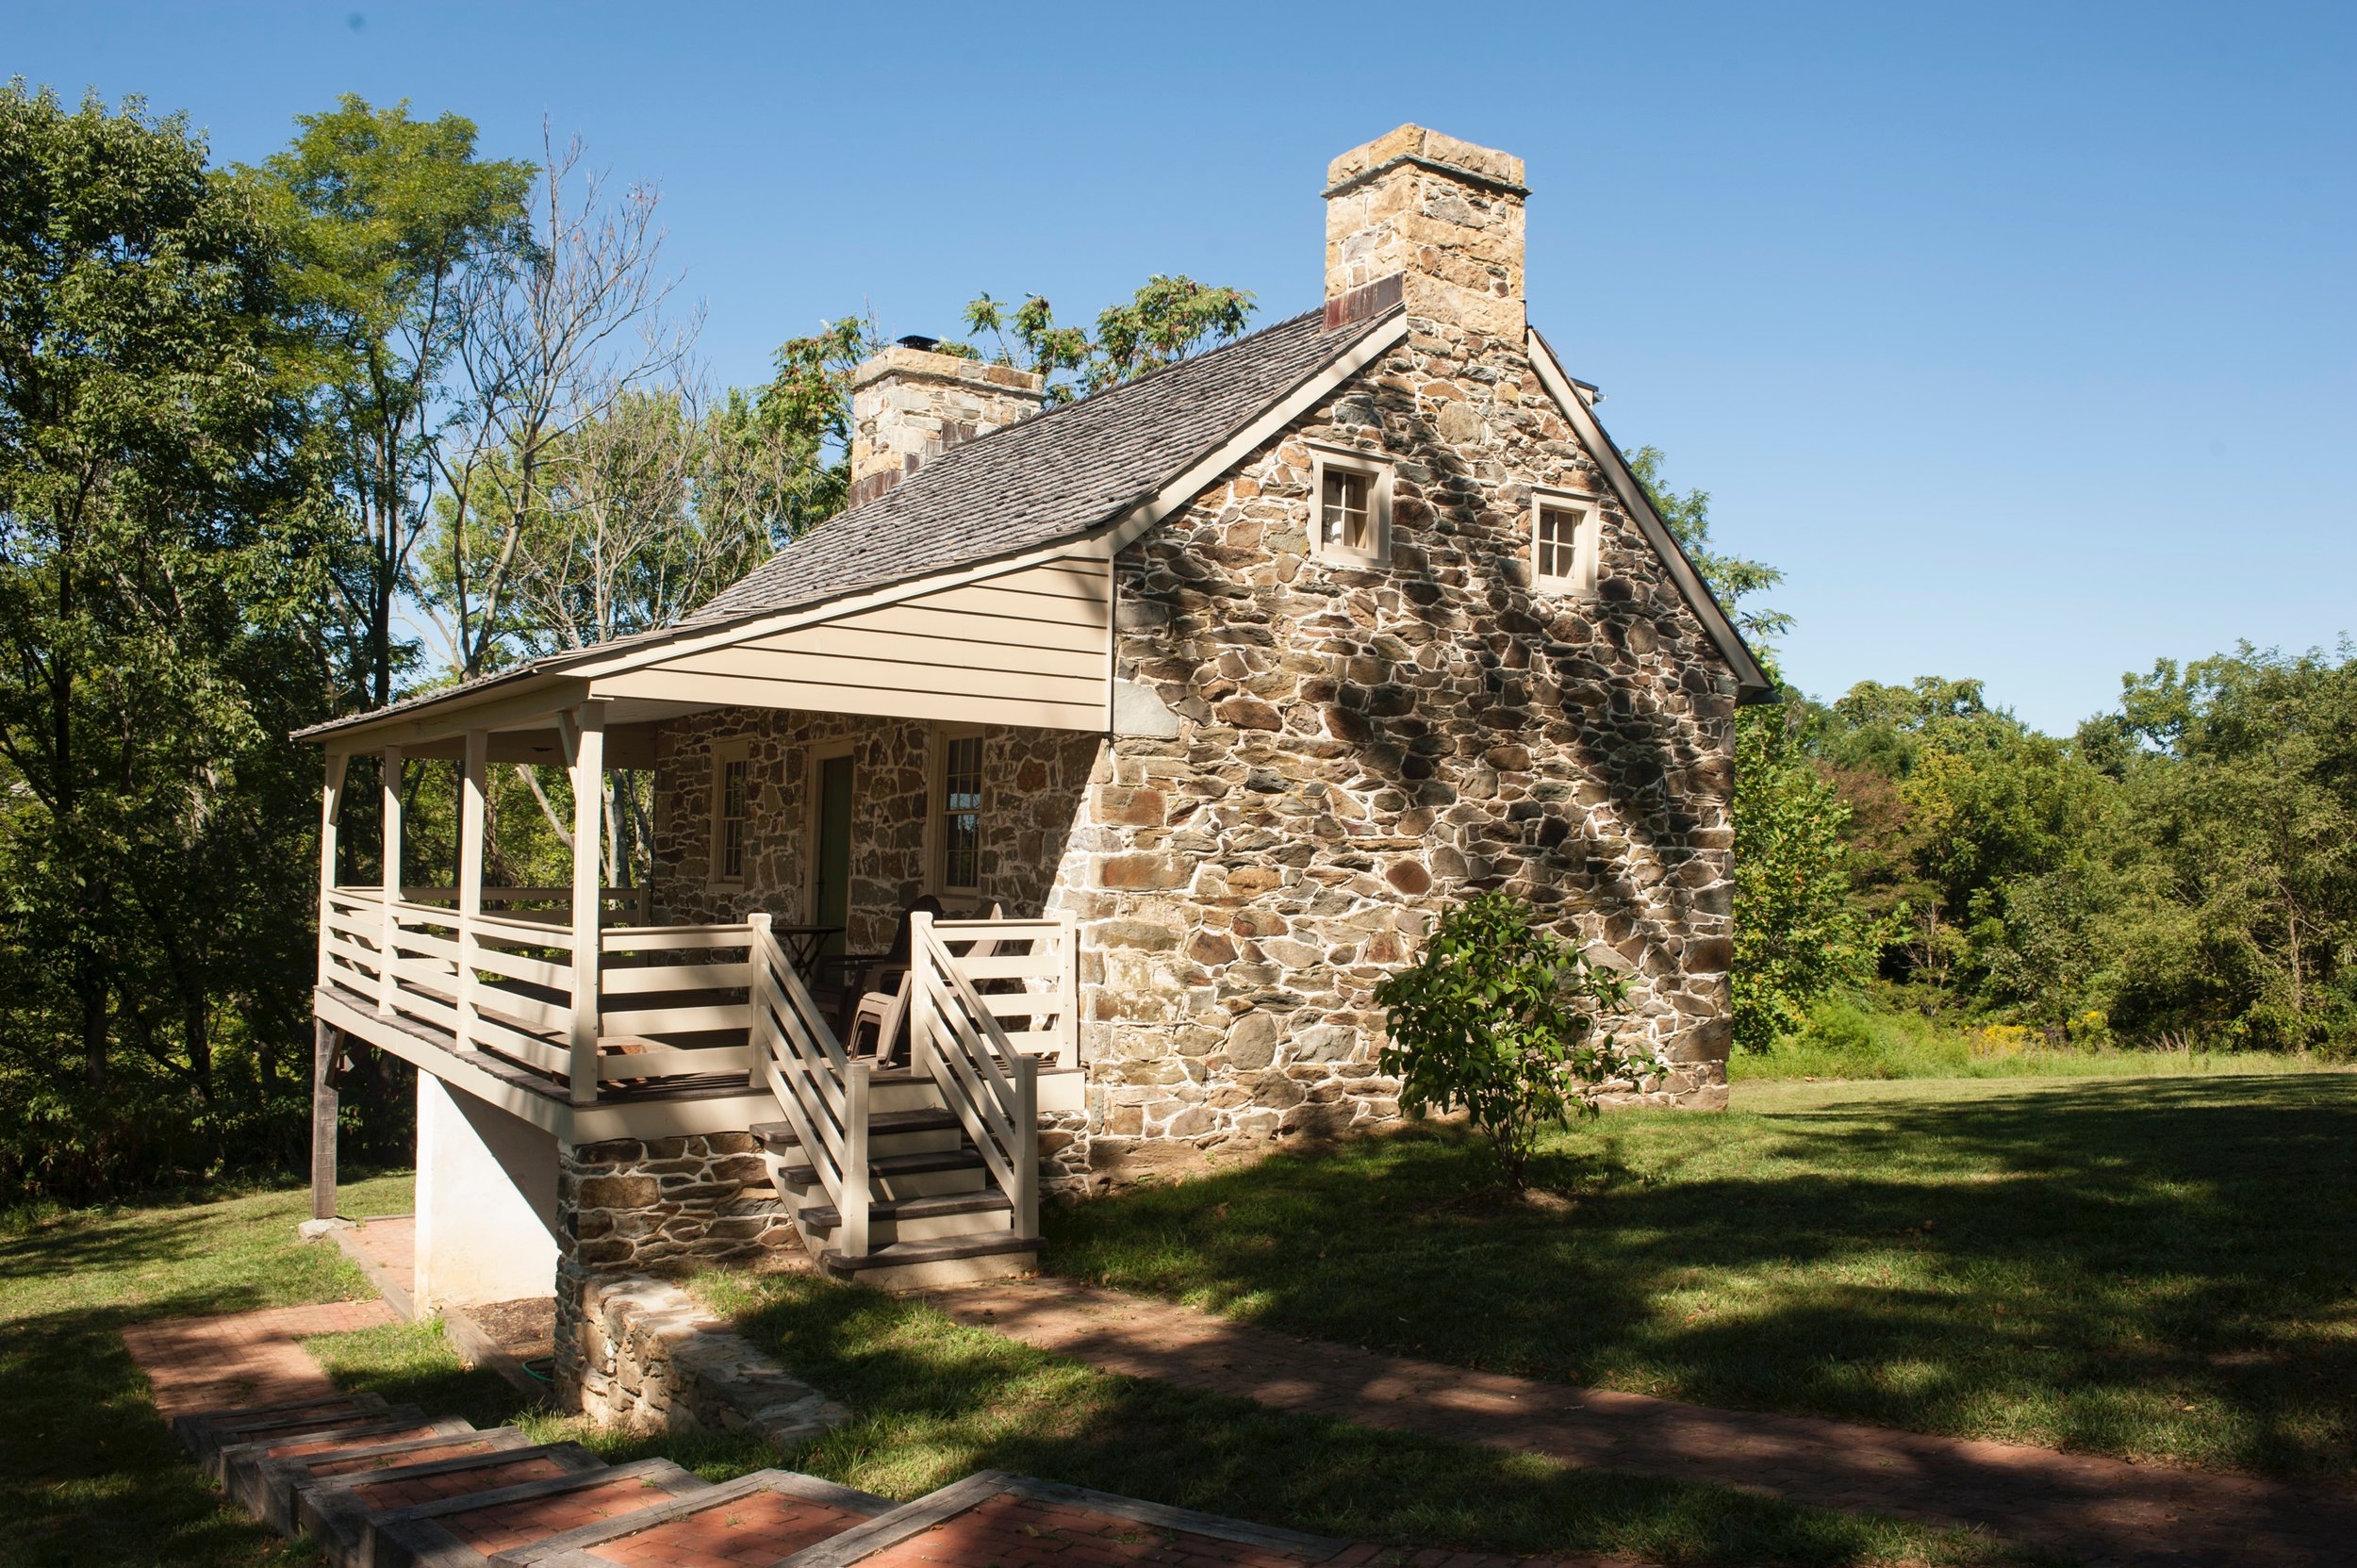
(468, 1296), (554, 1360)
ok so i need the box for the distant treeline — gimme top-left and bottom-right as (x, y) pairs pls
(1776, 651), (2357, 1053)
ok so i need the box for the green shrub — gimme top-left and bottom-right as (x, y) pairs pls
(1374, 892), (1654, 1192)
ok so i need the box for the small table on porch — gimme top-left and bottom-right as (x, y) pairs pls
(768, 925), (843, 976)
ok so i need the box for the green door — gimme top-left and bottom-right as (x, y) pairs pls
(815, 754), (854, 959)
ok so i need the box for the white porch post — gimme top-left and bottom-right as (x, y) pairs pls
(315, 752), (348, 989)
(456, 729), (489, 1054)
(379, 746), (404, 1016)
(567, 701), (607, 1106)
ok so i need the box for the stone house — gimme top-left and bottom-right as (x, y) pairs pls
(299, 125), (1770, 1310)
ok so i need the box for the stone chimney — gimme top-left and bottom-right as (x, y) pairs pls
(1322, 125), (1528, 341)
(847, 341), (1046, 506)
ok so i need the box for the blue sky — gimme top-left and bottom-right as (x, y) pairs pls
(11, 0), (2353, 734)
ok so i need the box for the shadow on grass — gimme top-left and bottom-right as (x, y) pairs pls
(0, 1296), (316, 1568)
(1046, 1074), (2357, 1477)
(708, 1271), (2020, 1568)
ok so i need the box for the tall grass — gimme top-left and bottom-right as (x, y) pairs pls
(1731, 996), (2322, 1081)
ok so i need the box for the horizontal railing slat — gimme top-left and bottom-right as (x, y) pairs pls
(601, 961), (750, 996)
(600, 1002), (750, 1037)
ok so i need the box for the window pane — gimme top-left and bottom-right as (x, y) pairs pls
(1322, 469), (1371, 551)
(941, 734), (983, 888)
(1538, 508), (1581, 581)
(720, 757), (749, 878)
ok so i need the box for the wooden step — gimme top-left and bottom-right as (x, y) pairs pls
(226, 1419), (513, 1534)
(777, 1147), (985, 1189)
(796, 1189), (1011, 1231)
(818, 1233), (1039, 1290)
(363, 1455), (708, 1568)
(493, 1466), (893, 1566)
(751, 1108), (960, 1147)
(178, 1395), (407, 1471)
(295, 1440), (605, 1566)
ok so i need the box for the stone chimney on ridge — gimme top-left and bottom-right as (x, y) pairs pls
(1322, 125), (1528, 341)
(847, 340), (1045, 506)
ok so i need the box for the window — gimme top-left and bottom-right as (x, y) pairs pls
(937, 730), (983, 893)
(1532, 491), (1601, 597)
(1309, 447), (1391, 567)
(709, 740), (750, 885)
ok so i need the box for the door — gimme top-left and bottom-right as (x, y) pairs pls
(814, 752), (854, 960)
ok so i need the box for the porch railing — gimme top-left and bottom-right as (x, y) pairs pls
(911, 912), (1043, 1244)
(320, 885), (758, 1098)
(747, 914), (869, 1255)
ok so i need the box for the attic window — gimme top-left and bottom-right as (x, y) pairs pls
(1310, 447), (1392, 568)
(1532, 491), (1601, 598)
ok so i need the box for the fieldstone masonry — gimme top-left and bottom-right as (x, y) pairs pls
(557, 1272), (846, 1446)
(558, 1133), (793, 1278)
(650, 710), (1095, 950)
(634, 124), (1735, 1190)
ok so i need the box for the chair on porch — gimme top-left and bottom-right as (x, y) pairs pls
(845, 900), (1005, 1066)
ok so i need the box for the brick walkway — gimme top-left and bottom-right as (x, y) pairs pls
(933, 1279), (2357, 1568)
(334, 1213), (417, 1318)
(120, 1298), (395, 1417)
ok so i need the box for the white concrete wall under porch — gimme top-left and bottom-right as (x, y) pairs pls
(413, 1074), (560, 1311)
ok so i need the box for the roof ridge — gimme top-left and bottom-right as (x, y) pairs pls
(813, 305), (1327, 530)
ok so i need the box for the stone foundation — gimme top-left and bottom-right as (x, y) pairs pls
(556, 1272), (845, 1447)
(552, 1135), (816, 1432)
(558, 1133), (797, 1277)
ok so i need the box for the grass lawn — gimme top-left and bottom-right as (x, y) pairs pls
(0, 1170), (2024, 1568)
(0, 1172), (415, 1567)
(1047, 1071), (2357, 1477)
(697, 1268), (2021, 1567)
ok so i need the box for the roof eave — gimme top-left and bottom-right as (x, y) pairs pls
(1525, 326), (1777, 706)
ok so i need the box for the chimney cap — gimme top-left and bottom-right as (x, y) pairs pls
(897, 334), (942, 352)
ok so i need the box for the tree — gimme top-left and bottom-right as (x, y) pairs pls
(1376, 892), (1652, 1192)
(0, 84), (331, 1192)
(1628, 445), (1790, 641)
(962, 275), (1254, 404)
(1730, 695), (1873, 1049)
(245, 96), (532, 710)
(1629, 448), (1865, 1047)
(418, 125), (696, 679)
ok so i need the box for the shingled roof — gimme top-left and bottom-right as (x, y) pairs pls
(688, 305), (1395, 625)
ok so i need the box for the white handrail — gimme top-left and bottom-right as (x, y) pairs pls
(912, 913), (1040, 1241)
(749, 914), (868, 1258)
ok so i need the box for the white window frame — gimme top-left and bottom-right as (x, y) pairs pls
(1531, 488), (1604, 599)
(707, 736), (751, 889)
(932, 723), (985, 897)
(1308, 444), (1393, 568)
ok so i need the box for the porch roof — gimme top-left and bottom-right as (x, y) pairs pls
(296, 307), (1402, 752)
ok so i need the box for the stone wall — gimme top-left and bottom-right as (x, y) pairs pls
(552, 1132), (810, 1426)
(649, 708), (1094, 950)
(557, 1272), (846, 1446)
(1049, 327), (1737, 1172)
(558, 1132), (796, 1277)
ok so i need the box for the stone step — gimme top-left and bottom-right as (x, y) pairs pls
(818, 1232), (1040, 1291)
(768, 1469), (1346, 1568)
(296, 1440), (606, 1567)
(362, 1456), (708, 1568)
(177, 1394), (404, 1471)
(494, 1466), (894, 1567)
(222, 1417), (498, 1531)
